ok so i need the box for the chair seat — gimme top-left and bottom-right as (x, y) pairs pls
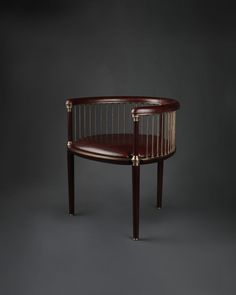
(70, 133), (169, 159)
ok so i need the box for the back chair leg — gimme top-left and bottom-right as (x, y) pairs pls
(157, 160), (164, 209)
(132, 165), (140, 240)
(67, 150), (75, 215)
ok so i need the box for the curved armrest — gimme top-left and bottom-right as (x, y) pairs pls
(131, 98), (180, 117)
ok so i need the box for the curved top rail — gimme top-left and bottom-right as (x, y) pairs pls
(132, 98), (180, 116)
(66, 96), (180, 109)
(66, 95), (180, 164)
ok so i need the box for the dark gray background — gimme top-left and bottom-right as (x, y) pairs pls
(1, 1), (236, 294)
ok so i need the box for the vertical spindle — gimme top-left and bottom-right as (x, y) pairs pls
(173, 112), (176, 148)
(111, 103), (114, 134)
(170, 113), (172, 152)
(151, 116), (154, 157)
(74, 106), (76, 141)
(100, 104), (103, 134)
(106, 104), (108, 134)
(156, 115), (159, 157)
(140, 114), (143, 135)
(83, 104), (86, 138)
(79, 105), (81, 139)
(146, 116), (149, 157)
(89, 105), (92, 136)
(167, 112), (169, 152)
(124, 103), (126, 134)
(94, 104), (97, 137)
(170, 112), (173, 152)
(163, 113), (165, 155)
(117, 103), (120, 134)
(159, 114), (163, 157)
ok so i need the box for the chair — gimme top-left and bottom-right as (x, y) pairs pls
(66, 96), (180, 240)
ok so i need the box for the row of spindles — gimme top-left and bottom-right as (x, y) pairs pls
(72, 102), (176, 158)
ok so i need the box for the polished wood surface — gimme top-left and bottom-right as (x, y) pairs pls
(66, 96), (180, 239)
(68, 134), (172, 159)
(132, 165), (140, 240)
(67, 150), (74, 215)
(66, 96), (180, 116)
(157, 160), (164, 209)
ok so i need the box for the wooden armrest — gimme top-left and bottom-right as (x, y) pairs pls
(131, 98), (180, 117)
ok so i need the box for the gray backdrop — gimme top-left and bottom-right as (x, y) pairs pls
(1, 1), (236, 294)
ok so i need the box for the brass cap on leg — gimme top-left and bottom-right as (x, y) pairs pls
(133, 237), (139, 241)
(131, 155), (140, 166)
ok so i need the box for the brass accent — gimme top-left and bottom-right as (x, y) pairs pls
(131, 155), (140, 166)
(132, 113), (139, 122)
(67, 141), (72, 147)
(66, 100), (72, 112)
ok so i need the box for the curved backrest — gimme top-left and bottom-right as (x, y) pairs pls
(66, 96), (180, 159)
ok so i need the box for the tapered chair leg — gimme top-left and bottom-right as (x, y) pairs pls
(157, 160), (164, 209)
(132, 165), (140, 240)
(67, 150), (75, 215)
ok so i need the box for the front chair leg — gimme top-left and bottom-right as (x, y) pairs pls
(132, 164), (140, 240)
(67, 150), (75, 215)
(157, 160), (164, 209)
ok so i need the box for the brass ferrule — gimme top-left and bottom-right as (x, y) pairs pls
(132, 113), (139, 122)
(131, 155), (140, 166)
(66, 101), (72, 112)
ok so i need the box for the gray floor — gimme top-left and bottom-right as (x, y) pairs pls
(1, 161), (235, 295)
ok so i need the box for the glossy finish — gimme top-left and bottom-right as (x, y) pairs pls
(67, 105), (73, 141)
(68, 145), (176, 165)
(132, 165), (140, 240)
(69, 134), (171, 159)
(132, 100), (180, 116)
(67, 150), (74, 215)
(66, 96), (180, 110)
(66, 96), (180, 240)
(132, 118), (140, 239)
(157, 160), (164, 209)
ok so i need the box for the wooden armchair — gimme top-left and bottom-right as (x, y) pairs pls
(66, 96), (180, 240)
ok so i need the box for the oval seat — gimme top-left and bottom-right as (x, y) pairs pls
(69, 133), (171, 161)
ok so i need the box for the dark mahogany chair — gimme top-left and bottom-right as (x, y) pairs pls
(66, 96), (180, 240)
